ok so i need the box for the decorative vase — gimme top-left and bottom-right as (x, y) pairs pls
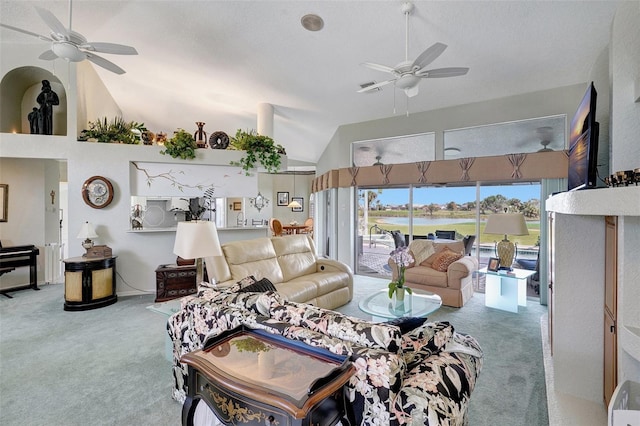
(194, 122), (207, 148)
(257, 350), (275, 380)
(391, 287), (411, 313)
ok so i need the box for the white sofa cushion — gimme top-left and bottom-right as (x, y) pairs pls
(271, 234), (317, 281)
(222, 237), (284, 283)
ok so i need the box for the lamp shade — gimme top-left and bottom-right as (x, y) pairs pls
(484, 213), (529, 236)
(173, 221), (222, 260)
(76, 221), (98, 239)
(287, 199), (302, 208)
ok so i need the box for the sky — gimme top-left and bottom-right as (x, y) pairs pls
(366, 184), (541, 206)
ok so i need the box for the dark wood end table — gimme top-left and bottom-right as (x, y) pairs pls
(180, 326), (354, 426)
(155, 263), (197, 302)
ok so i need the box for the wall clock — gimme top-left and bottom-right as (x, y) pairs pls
(82, 176), (114, 209)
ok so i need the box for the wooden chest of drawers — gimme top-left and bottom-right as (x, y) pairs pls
(155, 264), (197, 302)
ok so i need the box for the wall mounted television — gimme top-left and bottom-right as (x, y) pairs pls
(567, 82), (599, 191)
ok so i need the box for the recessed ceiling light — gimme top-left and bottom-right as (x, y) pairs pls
(301, 14), (324, 31)
(444, 147), (461, 153)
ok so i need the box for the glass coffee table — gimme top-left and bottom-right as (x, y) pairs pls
(358, 289), (442, 321)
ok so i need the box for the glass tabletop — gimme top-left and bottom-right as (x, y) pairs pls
(358, 289), (442, 320)
(199, 332), (344, 404)
(480, 267), (536, 280)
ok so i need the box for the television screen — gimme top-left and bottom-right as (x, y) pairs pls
(567, 83), (599, 191)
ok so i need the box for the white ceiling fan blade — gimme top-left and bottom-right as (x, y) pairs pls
(357, 79), (396, 93)
(417, 67), (469, 78)
(35, 6), (69, 39)
(412, 42), (447, 70)
(0, 23), (52, 41)
(85, 52), (126, 75)
(39, 50), (58, 60)
(361, 62), (396, 74)
(404, 85), (419, 98)
(82, 42), (138, 55)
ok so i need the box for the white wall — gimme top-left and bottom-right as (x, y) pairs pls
(0, 158), (47, 289)
(611, 0), (640, 385)
(610, 2), (640, 172)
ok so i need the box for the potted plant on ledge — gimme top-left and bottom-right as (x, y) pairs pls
(78, 116), (146, 144)
(229, 129), (285, 175)
(160, 129), (197, 160)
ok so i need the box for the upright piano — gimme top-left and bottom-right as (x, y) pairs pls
(0, 244), (40, 297)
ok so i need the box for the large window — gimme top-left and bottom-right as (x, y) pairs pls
(355, 182), (541, 298)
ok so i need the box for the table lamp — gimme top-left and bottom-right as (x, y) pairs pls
(173, 221), (222, 284)
(77, 221), (98, 256)
(483, 213), (529, 269)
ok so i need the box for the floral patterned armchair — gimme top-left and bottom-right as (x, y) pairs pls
(167, 287), (483, 426)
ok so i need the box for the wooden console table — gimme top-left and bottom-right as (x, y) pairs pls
(63, 256), (117, 311)
(181, 325), (355, 426)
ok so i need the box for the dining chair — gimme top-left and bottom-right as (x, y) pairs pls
(270, 218), (284, 236)
(302, 218), (314, 236)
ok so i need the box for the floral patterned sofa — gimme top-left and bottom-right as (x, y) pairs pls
(168, 287), (483, 426)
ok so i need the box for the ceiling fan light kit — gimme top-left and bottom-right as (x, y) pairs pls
(358, 1), (469, 99)
(0, 0), (138, 74)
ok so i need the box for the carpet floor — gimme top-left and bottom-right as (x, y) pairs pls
(0, 277), (548, 425)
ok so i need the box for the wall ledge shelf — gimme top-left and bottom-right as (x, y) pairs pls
(546, 186), (640, 216)
(127, 225), (269, 233)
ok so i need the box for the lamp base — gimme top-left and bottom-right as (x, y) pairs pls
(81, 239), (94, 257)
(496, 238), (515, 269)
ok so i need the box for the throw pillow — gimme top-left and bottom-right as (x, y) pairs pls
(385, 316), (426, 334)
(238, 278), (277, 293)
(431, 248), (463, 272)
(408, 240), (435, 265)
(227, 275), (257, 292)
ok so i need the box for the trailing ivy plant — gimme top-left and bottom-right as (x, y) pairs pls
(229, 129), (285, 175)
(78, 116), (146, 144)
(160, 129), (197, 160)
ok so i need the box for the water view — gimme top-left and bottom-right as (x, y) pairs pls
(377, 217), (474, 226)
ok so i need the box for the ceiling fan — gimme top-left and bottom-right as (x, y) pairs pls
(536, 126), (554, 152)
(358, 2), (469, 98)
(0, 0), (137, 74)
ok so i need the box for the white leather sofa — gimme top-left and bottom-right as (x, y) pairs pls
(204, 234), (353, 309)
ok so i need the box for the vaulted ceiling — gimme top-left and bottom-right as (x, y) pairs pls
(0, 1), (621, 164)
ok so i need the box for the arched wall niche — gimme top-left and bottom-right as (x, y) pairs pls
(1, 66), (67, 135)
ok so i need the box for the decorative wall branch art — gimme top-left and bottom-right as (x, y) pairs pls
(131, 161), (257, 197)
(508, 153), (527, 179)
(0, 184), (7, 222)
(459, 157), (475, 181)
(416, 161), (431, 183)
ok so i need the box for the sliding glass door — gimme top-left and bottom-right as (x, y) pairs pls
(355, 182), (542, 301)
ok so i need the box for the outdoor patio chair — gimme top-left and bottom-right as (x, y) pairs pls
(517, 250), (540, 294)
(435, 230), (456, 240)
(391, 230), (406, 249)
(463, 235), (476, 255)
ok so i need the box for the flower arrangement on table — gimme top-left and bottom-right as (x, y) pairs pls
(388, 246), (414, 302)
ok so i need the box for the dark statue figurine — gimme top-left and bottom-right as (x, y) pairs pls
(36, 80), (59, 135)
(28, 107), (40, 134)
